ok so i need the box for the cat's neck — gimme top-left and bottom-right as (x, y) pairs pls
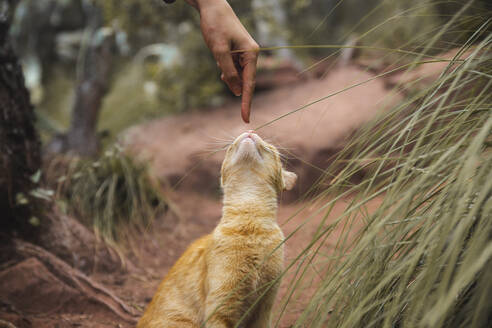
(221, 173), (278, 221)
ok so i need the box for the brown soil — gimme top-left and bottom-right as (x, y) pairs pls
(1, 60), (414, 327)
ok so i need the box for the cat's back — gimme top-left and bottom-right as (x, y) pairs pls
(137, 235), (211, 328)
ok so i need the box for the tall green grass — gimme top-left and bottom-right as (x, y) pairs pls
(267, 12), (491, 328)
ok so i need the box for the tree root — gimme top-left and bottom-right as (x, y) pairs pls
(0, 319), (17, 328)
(10, 239), (139, 324)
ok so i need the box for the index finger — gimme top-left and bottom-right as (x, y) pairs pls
(240, 51), (258, 124)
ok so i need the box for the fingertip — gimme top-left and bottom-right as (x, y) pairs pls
(241, 103), (250, 123)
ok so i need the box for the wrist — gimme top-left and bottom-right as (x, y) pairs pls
(193, 0), (230, 13)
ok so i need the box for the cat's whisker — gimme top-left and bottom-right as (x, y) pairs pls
(209, 129), (236, 142)
(206, 135), (233, 143)
(204, 140), (231, 147)
(204, 140), (231, 150)
(197, 129), (235, 146)
(261, 145), (292, 162)
(203, 147), (228, 155)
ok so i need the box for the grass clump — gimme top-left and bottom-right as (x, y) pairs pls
(51, 145), (166, 245)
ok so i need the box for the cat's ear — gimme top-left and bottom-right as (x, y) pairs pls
(282, 169), (297, 191)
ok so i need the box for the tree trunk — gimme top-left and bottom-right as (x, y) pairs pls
(0, 1), (44, 236)
(65, 27), (116, 157)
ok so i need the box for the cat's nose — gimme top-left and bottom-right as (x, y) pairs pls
(248, 130), (255, 134)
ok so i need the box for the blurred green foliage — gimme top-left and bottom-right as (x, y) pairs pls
(95, 0), (190, 46)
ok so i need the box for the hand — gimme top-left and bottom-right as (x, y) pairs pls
(186, 0), (259, 123)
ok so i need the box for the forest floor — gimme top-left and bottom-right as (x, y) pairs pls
(1, 55), (452, 327)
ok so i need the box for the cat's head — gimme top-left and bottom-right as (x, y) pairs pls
(221, 131), (297, 194)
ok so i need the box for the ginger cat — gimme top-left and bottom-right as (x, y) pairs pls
(138, 131), (297, 328)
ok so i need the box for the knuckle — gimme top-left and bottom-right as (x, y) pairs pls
(250, 43), (260, 52)
(245, 40), (260, 53)
(213, 44), (228, 56)
(244, 47), (259, 60)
